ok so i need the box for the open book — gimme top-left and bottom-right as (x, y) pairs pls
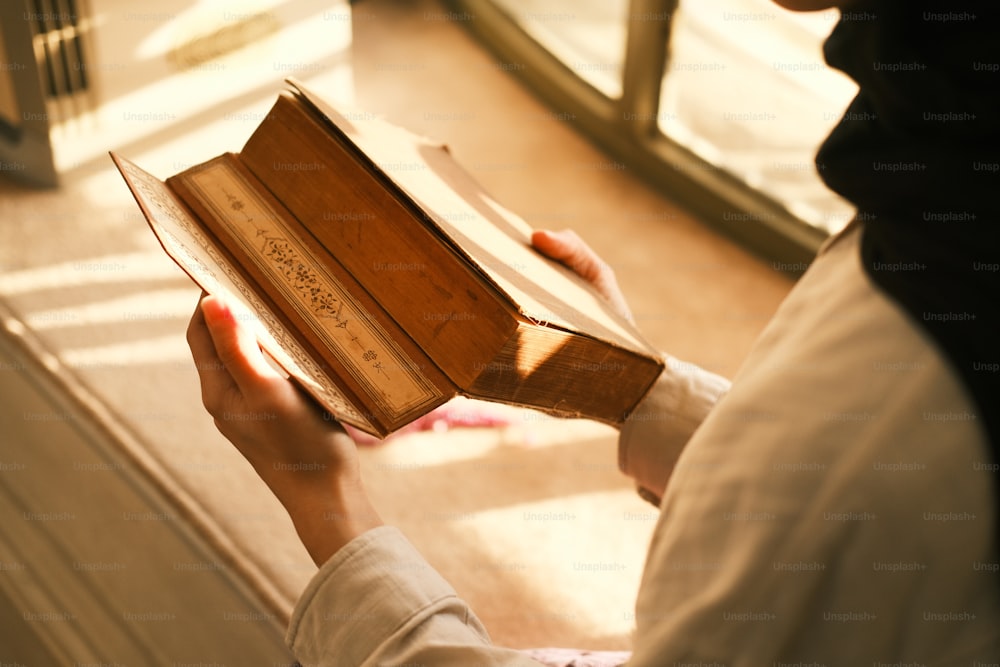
(111, 79), (664, 437)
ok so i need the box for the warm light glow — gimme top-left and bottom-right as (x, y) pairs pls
(0, 251), (181, 295)
(54, 0), (354, 178)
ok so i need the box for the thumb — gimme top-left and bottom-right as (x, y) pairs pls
(200, 295), (281, 393)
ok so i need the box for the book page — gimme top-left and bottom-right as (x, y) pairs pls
(110, 153), (376, 433)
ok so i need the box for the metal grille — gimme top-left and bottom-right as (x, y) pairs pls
(29, 0), (89, 99)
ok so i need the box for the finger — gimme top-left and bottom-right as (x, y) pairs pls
(531, 228), (576, 262)
(532, 229), (634, 322)
(531, 229), (606, 285)
(199, 295), (282, 396)
(187, 293), (241, 408)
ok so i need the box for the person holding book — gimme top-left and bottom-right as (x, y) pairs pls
(185, 0), (999, 664)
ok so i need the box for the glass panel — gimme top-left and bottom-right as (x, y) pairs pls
(659, 0), (858, 234)
(490, 0), (629, 98)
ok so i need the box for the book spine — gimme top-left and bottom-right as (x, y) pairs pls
(468, 324), (663, 426)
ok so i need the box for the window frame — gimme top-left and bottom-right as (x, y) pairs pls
(446, 0), (831, 275)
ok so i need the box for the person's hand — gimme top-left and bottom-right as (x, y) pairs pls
(186, 292), (382, 565)
(531, 228), (634, 323)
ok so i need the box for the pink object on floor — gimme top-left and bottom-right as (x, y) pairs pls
(522, 647), (631, 667)
(344, 397), (523, 445)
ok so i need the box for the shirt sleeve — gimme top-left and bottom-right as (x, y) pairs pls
(619, 356), (731, 504)
(286, 525), (542, 667)
(614, 221), (858, 507)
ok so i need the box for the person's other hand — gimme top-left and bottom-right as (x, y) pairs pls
(531, 228), (634, 323)
(186, 292), (382, 565)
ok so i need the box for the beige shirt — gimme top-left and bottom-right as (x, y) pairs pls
(286, 224), (1000, 665)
